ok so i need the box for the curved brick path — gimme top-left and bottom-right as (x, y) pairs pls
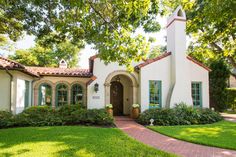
(115, 116), (236, 157)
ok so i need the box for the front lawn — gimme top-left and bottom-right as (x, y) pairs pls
(148, 121), (236, 150)
(0, 126), (176, 157)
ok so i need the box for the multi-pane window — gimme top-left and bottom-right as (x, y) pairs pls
(149, 80), (162, 109)
(24, 81), (30, 108)
(56, 84), (68, 107)
(39, 84), (52, 106)
(191, 82), (202, 108)
(71, 84), (83, 105)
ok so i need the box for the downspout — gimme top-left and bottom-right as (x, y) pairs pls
(5, 68), (13, 112)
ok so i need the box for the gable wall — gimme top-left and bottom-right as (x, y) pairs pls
(87, 58), (139, 109)
(139, 56), (171, 112)
(188, 60), (209, 108)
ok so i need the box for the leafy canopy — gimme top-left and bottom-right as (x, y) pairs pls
(9, 40), (80, 68)
(1, 0), (162, 69)
(163, 0), (236, 68)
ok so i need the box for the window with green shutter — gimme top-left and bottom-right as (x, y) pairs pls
(24, 81), (30, 108)
(149, 80), (162, 109)
(56, 84), (68, 107)
(38, 83), (52, 106)
(191, 82), (202, 108)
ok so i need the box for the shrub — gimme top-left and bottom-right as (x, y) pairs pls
(137, 104), (223, 126)
(72, 109), (114, 126)
(15, 106), (62, 126)
(0, 111), (14, 128)
(226, 88), (236, 110)
(0, 105), (114, 129)
(56, 104), (82, 124)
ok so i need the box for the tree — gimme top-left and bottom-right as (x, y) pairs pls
(209, 59), (230, 111)
(9, 40), (80, 68)
(162, 0), (236, 68)
(148, 45), (166, 59)
(0, 0), (162, 69)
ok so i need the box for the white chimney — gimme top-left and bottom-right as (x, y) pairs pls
(59, 59), (68, 68)
(167, 6), (193, 107)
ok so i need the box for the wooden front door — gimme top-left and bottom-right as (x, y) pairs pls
(110, 81), (123, 116)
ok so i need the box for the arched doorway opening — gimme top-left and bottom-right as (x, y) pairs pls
(105, 70), (139, 116)
(110, 81), (123, 116)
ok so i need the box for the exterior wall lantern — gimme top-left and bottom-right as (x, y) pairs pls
(94, 83), (99, 93)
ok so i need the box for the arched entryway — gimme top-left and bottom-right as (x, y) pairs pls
(104, 70), (139, 116)
(110, 81), (123, 115)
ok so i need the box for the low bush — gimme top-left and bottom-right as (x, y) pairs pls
(0, 111), (14, 128)
(0, 105), (114, 129)
(15, 106), (62, 126)
(137, 103), (223, 126)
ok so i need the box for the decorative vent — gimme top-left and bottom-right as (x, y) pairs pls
(59, 59), (67, 68)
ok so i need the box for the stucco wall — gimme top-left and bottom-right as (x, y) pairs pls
(87, 58), (139, 110)
(12, 71), (34, 114)
(139, 56), (171, 112)
(0, 70), (11, 111)
(188, 60), (210, 108)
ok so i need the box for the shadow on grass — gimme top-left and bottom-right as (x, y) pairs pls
(0, 126), (175, 157)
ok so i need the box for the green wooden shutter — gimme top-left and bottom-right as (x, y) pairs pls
(158, 81), (162, 108)
(24, 81), (30, 108)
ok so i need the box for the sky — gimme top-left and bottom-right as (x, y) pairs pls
(12, 15), (188, 68)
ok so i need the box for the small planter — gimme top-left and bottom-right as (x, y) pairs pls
(106, 108), (113, 117)
(105, 104), (113, 117)
(131, 107), (139, 119)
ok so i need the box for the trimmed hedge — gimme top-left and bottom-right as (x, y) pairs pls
(226, 88), (236, 110)
(0, 105), (114, 129)
(137, 103), (223, 126)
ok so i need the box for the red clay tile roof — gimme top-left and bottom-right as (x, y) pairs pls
(26, 66), (92, 77)
(187, 56), (211, 71)
(135, 52), (172, 70)
(0, 56), (39, 77)
(135, 52), (211, 71)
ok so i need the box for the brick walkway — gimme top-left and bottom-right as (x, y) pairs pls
(221, 113), (236, 123)
(115, 116), (236, 157)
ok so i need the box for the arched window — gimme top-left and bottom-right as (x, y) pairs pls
(71, 84), (83, 105)
(38, 83), (52, 106)
(56, 84), (68, 107)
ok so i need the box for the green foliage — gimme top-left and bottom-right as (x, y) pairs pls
(162, 0), (236, 68)
(9, 41), (80, 67)
(209, 59), (230, 111)
(226, 88), (236, 110)
(0, 111), (14, 128)
(148, 45), (166, 59)
(0, 0), (163, 69)
(137, 103), (223, 126)
(0, 105), (114, 129)
(15, 106), (61, 126)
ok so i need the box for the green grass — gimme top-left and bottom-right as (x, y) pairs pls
(148, 121), (236, 150)
(0, 126), (177, 157)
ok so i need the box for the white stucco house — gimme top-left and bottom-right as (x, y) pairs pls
(0, 7), (210, 115)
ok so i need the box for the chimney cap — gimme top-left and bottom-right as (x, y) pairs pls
(59, 59), (68, 68)
(167, 5), (186, 25)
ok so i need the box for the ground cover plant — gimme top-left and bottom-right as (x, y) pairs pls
(0, 126), (177, 157)
(148, 121), (236, 150)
